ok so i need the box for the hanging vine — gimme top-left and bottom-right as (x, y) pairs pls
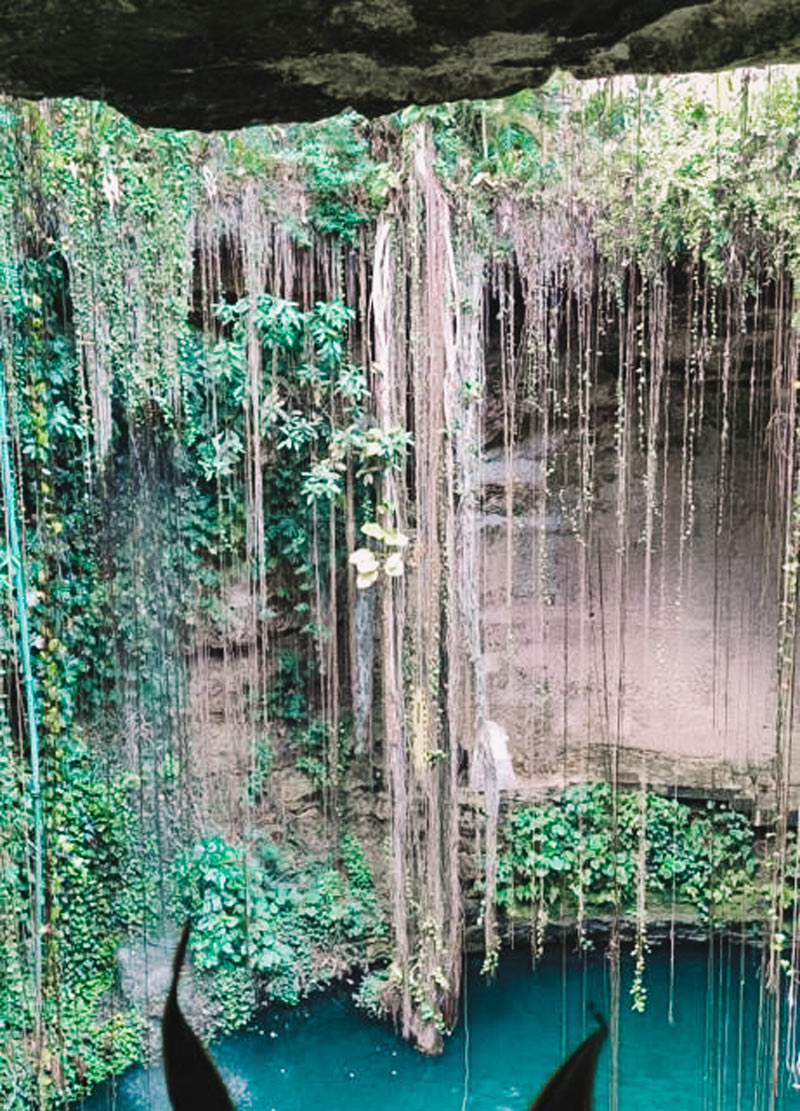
(4, 64), (800, 1107)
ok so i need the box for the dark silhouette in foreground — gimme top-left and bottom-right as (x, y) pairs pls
(163, 921), (607, 1111)
(528, 1015), (608, 1111)
(162, 920), (235, 1111)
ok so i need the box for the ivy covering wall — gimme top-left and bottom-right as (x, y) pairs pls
(3, 67), (800, 1105)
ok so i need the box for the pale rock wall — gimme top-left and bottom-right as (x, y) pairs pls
(479, 426), (786, 808)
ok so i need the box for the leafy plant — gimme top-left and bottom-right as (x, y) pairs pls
(353, 969), (391, 1019)
(496, 784), (761, 925)
(349, 520), (409, 588)
(294, 717), (353, 790)
(169, 831), (385, 1031)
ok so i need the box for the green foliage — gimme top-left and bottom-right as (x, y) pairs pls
(42, 745), (150, 1100)
(5, 67), (800, 1106)
(496, 784), (761, 924)
(216, 111), (395, 244)
(48, 745), (145, 964)
(353, 969), (390, 1019)
(267, 650), (313, 725)
(288, 111), (397, 242)
(242, 736), (273, 808)
(0, 235), (152, 1105)
(0, 716), (147, 1106)
(294, 718), (341, 789)
(177, 291), (408, 606)
(0, 706), (35, 1107)
(169, 830), (385, 1031)
(395, 70), (800, 281)
(340, 831), (374, 892)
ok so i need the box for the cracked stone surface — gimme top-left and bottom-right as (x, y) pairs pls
(0, 0), (798, 129)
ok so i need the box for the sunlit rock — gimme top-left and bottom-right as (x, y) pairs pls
(470, 720), (517, 792)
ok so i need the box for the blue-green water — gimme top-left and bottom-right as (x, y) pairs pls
(80, 940), (800, 1111)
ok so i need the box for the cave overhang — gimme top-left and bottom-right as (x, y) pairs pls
(0, 0), (798, 130)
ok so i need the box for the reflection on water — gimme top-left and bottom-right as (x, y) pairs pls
(79, 939), (800, 1111)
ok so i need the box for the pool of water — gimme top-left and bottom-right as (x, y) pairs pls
(79, 938), (800, 1111)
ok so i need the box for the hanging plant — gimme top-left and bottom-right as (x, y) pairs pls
(349, 520), (409, 588)
(630, 788), (649, 1013)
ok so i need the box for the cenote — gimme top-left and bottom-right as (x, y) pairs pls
(81, 943), (800, 1111)
(9, 62), (800, 1111)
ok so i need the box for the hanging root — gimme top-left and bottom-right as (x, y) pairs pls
(527, 1014), (608, 1111)
(162, 920), (236, 1111)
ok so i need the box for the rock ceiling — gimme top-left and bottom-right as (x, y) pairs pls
(0, 0), (798, 130)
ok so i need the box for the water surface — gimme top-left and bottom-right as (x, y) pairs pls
(80, 938), (800, 1111)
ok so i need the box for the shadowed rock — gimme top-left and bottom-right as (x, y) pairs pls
(0, 1), (799, 129)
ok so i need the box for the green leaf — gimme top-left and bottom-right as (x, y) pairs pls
(384, 551), (404, 577)
(361, 521), (387, 541)
(349, 548), (379, 574)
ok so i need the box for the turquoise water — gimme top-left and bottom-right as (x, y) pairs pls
(80, 939), (800, 1111)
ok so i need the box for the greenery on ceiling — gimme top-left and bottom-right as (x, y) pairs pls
(2, 67), (800, 1105)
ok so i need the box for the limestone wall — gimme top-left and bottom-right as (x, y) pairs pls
(479, 419), (788, 809)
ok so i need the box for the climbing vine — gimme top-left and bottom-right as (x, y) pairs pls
(3, 65), (800, 1106)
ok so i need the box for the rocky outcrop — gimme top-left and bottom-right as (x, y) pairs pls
(0, 1), (799, 129)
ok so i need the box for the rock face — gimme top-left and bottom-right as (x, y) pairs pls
(0, 0), (799, 129)
(478, 385), (786, 811)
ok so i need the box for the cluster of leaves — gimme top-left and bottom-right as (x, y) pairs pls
(397, 69), (800, 283)
(284, 111), (399, 243)
(0, 719), (147, 1106)
(353, 969), (391, 1020)
(293, 717), (349, 791)
(0, 700), (37, 1107)
(349, 520), (409, 589)
(169, 831), (386, 1033)
(219, 111), (397, 244)
(178, 293), (409, 596)
(264, 653), (352, 789)
(266, 649), (314, 724)
(0, 248), (157, 1106)
(496, 783), (760, 925)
